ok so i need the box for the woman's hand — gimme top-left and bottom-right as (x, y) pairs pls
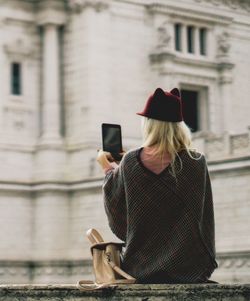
(96, 150), (125, 171)
(97, 150), (114, 169)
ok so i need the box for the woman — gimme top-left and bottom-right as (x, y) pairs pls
(97, 87), (218, 284)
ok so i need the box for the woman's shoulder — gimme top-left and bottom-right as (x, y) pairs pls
(118, 148), (140, 171)
(122, 147), (141, 161)
(180, 148), (206, 164)
(187, 149), (204, 158)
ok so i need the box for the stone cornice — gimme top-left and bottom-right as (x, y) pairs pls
(175, 56), (219, 69)
(114, 0), (145, 5)
(145, 0), (250, 14)
(146, 3), (233, 25)
(112, 0), (250, 13)
(1, 153), (250, 192)
(35, 0), (67, 25)
(0, 178), (103, 192)
(194, 0), (250, 12)
(149, 50), (234, 71)
(36, 9), (67, 26)
(68, 0), (110, 13)
(208, 157), (250, 173)
(149, 50), (176, 64)
(217, 61), (235, 71)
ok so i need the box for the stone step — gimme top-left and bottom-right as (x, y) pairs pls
(0, 284), (250, 301)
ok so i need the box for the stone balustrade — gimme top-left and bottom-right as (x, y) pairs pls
(192, 128), (250, 160)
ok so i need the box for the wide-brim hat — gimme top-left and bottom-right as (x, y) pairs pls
(136, 87), (183, 122)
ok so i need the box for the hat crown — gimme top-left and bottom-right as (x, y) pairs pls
(137, 87), (183, 122)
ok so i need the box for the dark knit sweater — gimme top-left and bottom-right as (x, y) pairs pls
(103, 147), (218, 284)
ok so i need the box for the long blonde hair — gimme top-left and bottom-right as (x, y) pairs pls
(141, 117), (202, 178)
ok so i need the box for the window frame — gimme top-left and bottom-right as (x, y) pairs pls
(180, 85), (209, 133)
(187, 25), (195, 54)
(199, 27), (207, 56)
(11, 62), (22, 96)
(173, 22), (209, 57)
(174, 23), (182, 52)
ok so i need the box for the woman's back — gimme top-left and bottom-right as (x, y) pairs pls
(103, 147), (218, 284)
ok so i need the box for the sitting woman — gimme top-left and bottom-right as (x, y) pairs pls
(97, 87), (218, 284)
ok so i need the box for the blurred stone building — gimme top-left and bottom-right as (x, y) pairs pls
(0, 0), (249, 284)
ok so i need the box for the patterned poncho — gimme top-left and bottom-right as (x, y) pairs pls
(103, 147), (218, 284)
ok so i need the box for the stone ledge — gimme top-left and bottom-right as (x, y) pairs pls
(0, 284), (250, 300)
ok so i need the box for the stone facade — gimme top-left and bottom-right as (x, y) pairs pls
(0, 0), (249, 284)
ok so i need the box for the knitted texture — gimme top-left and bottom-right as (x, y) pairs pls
(102, 147), (218, 284)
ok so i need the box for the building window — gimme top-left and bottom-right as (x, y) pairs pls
(174, 23), (208, 56)
(187, 26), (194, 54)
(180, 89), (199, 132)
(174, 23), (182, 51)
(199, 28), (207, 55)
(11, 62), (22, 95)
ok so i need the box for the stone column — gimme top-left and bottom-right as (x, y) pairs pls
(34, 4), (67, 182)
(40, 23), (62, 144)
(31, 4), (69, 272)
(206, 28), (212, 59)
(194, 27), (200, 55)
(37, 2), (66, 145)
(182, 24), (187, 54)
(0, 22), (4, 137)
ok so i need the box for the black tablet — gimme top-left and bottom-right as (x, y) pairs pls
(102, 123), (123, 161)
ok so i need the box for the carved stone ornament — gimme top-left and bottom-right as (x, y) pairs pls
(217, 32), (231, 55)
(68, 0), (110, 13)
(231, 133), (249, 150)
(194, 0), (250, 11)
(149, 25), (175, 64)
(156, 26), (171, 50)
(4, 39), (34, 59)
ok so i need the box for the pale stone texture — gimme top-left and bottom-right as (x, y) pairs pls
(0, 284), (250, 301)
(0, 0), (249, 285)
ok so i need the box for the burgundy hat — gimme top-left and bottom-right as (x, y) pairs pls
(137, 87), (183, 122)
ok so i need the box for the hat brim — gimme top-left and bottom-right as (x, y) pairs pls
(136, 112), (182, 122)
(136, 112), (147, 117)
(136, 112), (161, 121)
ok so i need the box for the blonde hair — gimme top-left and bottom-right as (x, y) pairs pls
(141, 117), (202, 178)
